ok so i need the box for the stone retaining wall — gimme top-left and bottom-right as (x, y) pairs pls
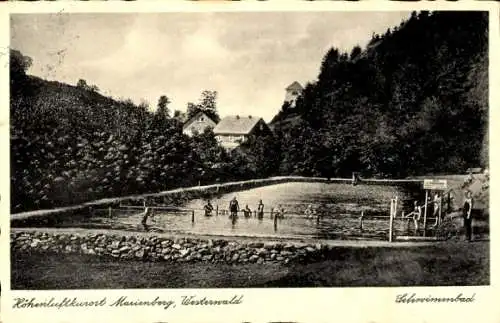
(10, 231), (330, 265)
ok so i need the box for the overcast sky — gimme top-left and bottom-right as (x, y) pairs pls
(11, 12), (410, 122)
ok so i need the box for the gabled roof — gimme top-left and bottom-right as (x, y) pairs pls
(213, 115), (264, 135)
(286, 81), (303, 91)
(182, 111), (216, 130)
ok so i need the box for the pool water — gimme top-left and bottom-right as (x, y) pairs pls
(33, 182), (421, 240)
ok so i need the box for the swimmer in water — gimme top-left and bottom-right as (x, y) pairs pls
(243, 205), (252, 218)
(275, 205), (286, 219)
(304, 204), (314, 219)
(257, 200), (264, 218)
(229, 196), (239, 217)
(204, 200), (214, 217)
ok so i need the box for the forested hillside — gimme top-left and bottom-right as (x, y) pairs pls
(10, 51), (275, 213)
(272, 11), (488, 178)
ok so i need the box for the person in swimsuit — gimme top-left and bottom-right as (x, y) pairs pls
(243, 205), (252, 218)
(141, 207), (154, 230)
(463, 171), (474, 188)
(281, 207), (286, 218)
(229, 197), (239, 218)
(410, 201), (422, 234)
(304, 204), (315, 219)
(275, 205), (286, 219)
(463, 191), (474, 241)
(257, 200), (264, 218)
(433, 192), (442, 227)
(204, 200), (214, 217)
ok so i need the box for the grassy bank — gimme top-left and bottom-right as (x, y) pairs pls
(12, 240), (488, 289)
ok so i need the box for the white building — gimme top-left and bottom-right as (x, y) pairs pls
(213, 115), (272, 150)
(182, 111), (217, 137)
(284, 81), (304, 108)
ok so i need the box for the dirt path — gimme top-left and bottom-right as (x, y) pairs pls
(10, 227), (440, 248)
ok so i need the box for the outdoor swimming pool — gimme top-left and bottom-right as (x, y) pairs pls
(29, 182), (422, 240)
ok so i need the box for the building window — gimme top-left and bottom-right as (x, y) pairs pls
(292, 91), (298, 95)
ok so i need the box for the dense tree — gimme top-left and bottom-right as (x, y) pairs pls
(10, 49), (32, 76)
(156, 95), (171, 118)
(76, 79), (99, 93)
(173, 109), (186, 122)
(186, 102), (198, 118)
(274, 11), (488, 178)
(10, 49), (32, 96)
(350, 45), (362, 60)
(76, 79), (88, 88)
(186, 90), (221, 122)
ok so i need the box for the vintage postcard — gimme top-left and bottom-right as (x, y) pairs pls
(1, 1), (499, 323)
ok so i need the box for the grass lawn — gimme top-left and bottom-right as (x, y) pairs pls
(11, 240), (488, 289)
(261, 241), (489, 287)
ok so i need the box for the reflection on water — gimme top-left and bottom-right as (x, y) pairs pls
(29, 182), (420, 241)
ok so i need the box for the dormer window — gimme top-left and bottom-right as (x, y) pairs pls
(292, 91), (299, 95)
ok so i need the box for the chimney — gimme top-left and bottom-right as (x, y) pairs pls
(236, 115), (240, 119)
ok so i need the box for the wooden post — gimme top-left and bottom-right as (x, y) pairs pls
(414, 216), (419, 236)
(423, 190), (428, 237)
(389, 199), (394, 242)
(191, 210), (195, 223)
(439, 195), (443, 226)
(108, 206), (112, 218)
(359, 211), (364, 231)
(270, 208), (274, 219)
(390, 198), (394, 220)
(394, 196), (398, 218)
(216, 205), (219, 216)
(254, 210), (256, 217)
(274, 214), (278, 231)
(143, 199), (146, 208)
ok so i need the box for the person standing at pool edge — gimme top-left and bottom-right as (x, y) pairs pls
(463, 191), (474, 241)
(229, 197), (239, 217)
(140, 207), (153, 231)
(432, 192), (442, 227)
(408, 201), (422, 234)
